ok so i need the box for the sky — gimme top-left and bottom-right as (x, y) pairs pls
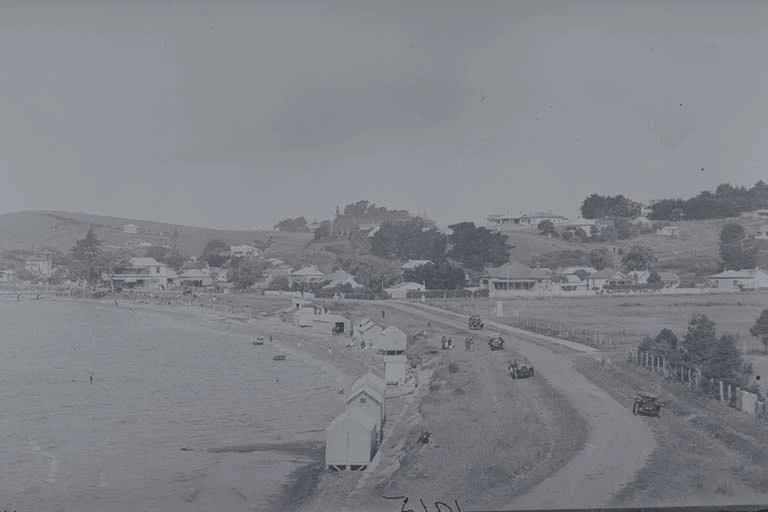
(1, 1), (767, 230)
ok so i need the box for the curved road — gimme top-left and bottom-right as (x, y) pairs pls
(388, 301), (656, 510)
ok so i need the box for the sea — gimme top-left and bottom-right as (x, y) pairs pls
(0, 296), (342, 512)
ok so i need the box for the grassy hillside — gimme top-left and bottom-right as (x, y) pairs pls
(0, 210), (312, 259)
(504, 218), (768, 281)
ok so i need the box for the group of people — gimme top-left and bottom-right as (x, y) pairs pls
(441, 335), (475, 351)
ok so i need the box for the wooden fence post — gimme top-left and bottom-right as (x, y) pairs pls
(719, 381), (724, 402)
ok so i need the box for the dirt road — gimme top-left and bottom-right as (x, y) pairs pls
(388, 301), (657, 510)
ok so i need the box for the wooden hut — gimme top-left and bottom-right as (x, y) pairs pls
(325, 408), (378, 471)
(380, 325), (407, 355)
(346, 376), (385, 438)
(313, 313), (350, 335)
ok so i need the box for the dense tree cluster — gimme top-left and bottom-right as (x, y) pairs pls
(719, 223), (758, 271)
(274, 217), (309, 232)
(370, 219), (447, 262)
(580, 194), (642, 219)
(650, 181), (768, 221)
(447, 222), (511, 272)
(621, 245), (658, 272)
(639, 313), (748, 384)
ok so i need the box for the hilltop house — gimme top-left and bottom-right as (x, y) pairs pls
(656, 226), (680, 237)
(708, 269), (768, 291)
(123, 224), (138, 234)
(487, 210), (568, 229)
(479, 261), (553, 296)
(740, 209), (768, 221)
(562, 218), (598, 232)
(25, 256), (53, 277)
(111, 257), (169, 290)
(229, 245), (260, 258)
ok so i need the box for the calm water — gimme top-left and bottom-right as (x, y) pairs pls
(0, 298), (341, 512)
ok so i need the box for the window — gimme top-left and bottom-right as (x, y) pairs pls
(360, 398), (367, 404)
(156, 267), (160, 273)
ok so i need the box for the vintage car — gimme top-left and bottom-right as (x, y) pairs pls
(632, 394), (663, 417)
(488, 335), (505, 350)
(508, 359), (535, 379)
(468, 315), (484, 330)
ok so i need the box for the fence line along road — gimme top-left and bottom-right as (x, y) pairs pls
(385, 300), (655, 510)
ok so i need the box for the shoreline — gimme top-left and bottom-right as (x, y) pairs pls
(39, 291), (381, 511)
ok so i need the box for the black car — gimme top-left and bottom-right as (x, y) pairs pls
(632, 394), (663, 417)
(508, 360), (534, 379)
(488, 335), (505, 350)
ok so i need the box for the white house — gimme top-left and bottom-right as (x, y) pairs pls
(658, 271), (680, 289)
(321, 269), (363, 290)
(0, 269), (15, 282)
(656, 226), (680, 237)
(325, 408), (378, 471)
(290, 265), (326, 283)
(487, 210), (568, 228)
(111, 257), (169, 290)
(25, 256), (53, 277)
(178, 268), (214, 289)
(740, 209), (768, 221)
(708, 269), (768, 291)
(123, 224), (138, 234)
(479, 261), (553, 296)
(585, 269), (628, 289)
(753, 225), (768, 240)
(383, 282), (425, 299)
(229, 245), (260, 258)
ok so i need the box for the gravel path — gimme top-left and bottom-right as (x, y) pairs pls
(393, 301), (657, 510)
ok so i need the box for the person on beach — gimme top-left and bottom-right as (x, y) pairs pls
(90, 372), (94, 384)
(269, 335), (273, 343)
(381, 310), (385, 319)
(17, 294), (20, 302)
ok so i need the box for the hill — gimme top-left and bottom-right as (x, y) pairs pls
(0, 210), (312, 259)
(505, 217), (768, 282)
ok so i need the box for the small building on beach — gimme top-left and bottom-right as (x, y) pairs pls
(384, 354), (408, 385)
(345, 378), (385, 439)
(325, 408), (378, 471)
(379, 325), (407, 355)
(355, 318), (383, 347)
(313, 313), (351, 335)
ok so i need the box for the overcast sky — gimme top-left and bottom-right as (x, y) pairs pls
(1, 1), (766, 230)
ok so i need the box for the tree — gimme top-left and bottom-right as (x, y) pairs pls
(447, 222), (511, 272)
(206, 253), (226, 268)
(682, 313), (717, 366)
(200, 239), (229, 261)
(588, 248), (612, 271)
(370, 219), (447, 262)
(15, 267), (34, 282)
(574, 228), (588, 242)
(314, 220), (331, 240)
(274, 217), (309, 232)
(267, 274), (290, 291)
(405, 262), (466, 290)
(228, 257), (264, 290)
(538, 219), (556, 235)
(706, 334), (743, 381)
(621, 245), (657, 272)
(580, 194), (641, 219)
(719, 223), (757, 270)
(99, 251), (132, 291)
(750, 309), (768, 352)
(165, 251), (186, 271)
(70, 226), (103, 287)
(144, 246), (169, 262)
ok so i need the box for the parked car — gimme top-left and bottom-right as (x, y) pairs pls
(468, 315), (484, 330)
(488, 335), (505, 350)
(508, 359), (534, 379)
(632, 394), (663, 417)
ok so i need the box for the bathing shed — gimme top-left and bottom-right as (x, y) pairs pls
(313, 313), (350, 335)
(346, 374), (385, 438)
(325, 408), (378, 471)
(379, 325), (407, 355)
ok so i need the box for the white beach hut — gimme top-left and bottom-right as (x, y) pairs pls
(325, 408), (378, 471)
